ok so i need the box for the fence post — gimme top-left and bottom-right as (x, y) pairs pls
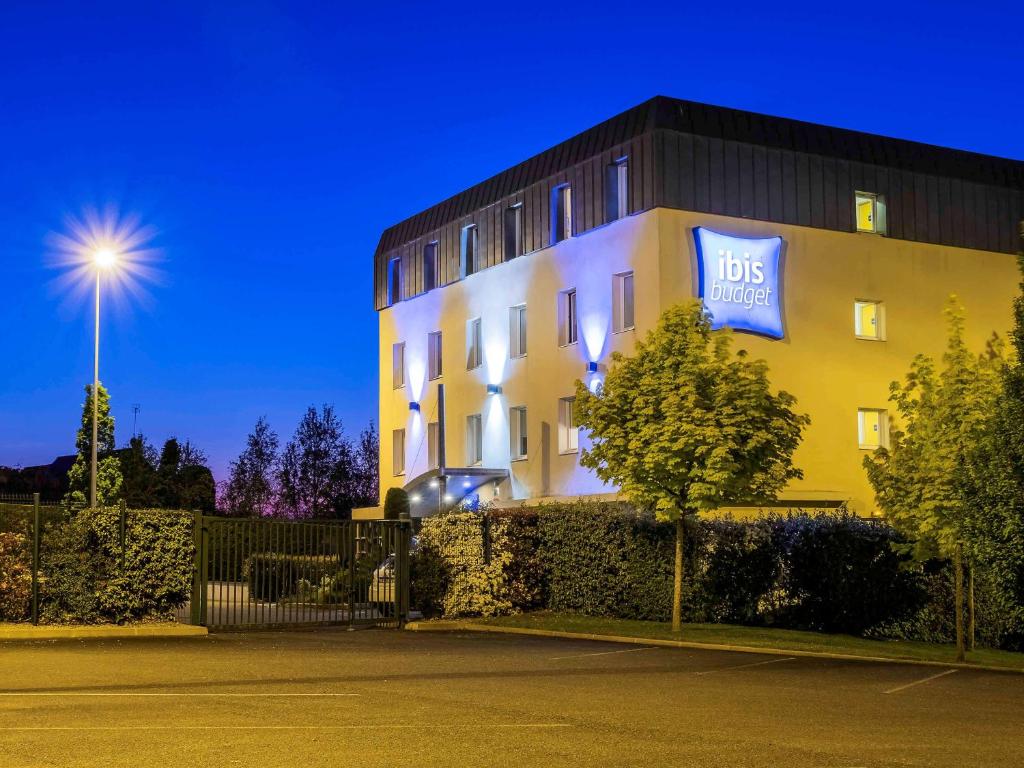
(31, 493), (40, 625)
(397, 512), (412, 628)
(190, 511), (205, 626)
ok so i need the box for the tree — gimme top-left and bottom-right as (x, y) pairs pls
(278, 405), (349, 519)
(345, 422), (379, 511)
(118, 435), (158, 508)
(575, 300), (809, 632)
(222, 417), (280, 517)
(154, 437), (215, 512)
(383, 487), (410, 520)
(864, 297), (1004, 661)
(64, 382), (122, 508)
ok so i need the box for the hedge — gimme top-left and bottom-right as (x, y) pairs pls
(0, 532), (31, 621)
(410, 503), (1012, 644)
(243, 553), (342, 602)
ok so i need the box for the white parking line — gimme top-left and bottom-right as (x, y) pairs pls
(549, 647), (659, 660)
(882, 669), (958, 695)
(0, 693), (360, 698)
(695, 657), (795, 676)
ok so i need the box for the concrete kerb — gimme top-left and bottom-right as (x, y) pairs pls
(0, 623), (208, 642)
(405, 621), (1024, 675)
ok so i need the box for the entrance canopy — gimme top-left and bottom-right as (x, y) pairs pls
(403, 467), (509, 517)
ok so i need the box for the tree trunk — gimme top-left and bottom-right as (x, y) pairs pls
(954, 542), (965, 663)
(968, 562), (976, 653)
(672, 516), (684, 633)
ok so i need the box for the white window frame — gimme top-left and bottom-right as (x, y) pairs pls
(428, 331), (443, 380)
(392, 342), (405, 390)
(558, 288), (578, 347)
(461, 224), (478, 277)
(504, 204), (523, 261)
(466, 317), (482, 370)
(392, 428), (406, 476)
(613, 271), (635, 333)
(558, 397), (578, 454)
(509, 406), (528, 461)
(857, 408), (889, 450)
(552, 184), (572, 244)
(509, 304), (527, 358)
(854, 300), (885, 341)
(466, 414), (483, 466)
(855, 191), (887, 235)
(427, 421), (440, 470)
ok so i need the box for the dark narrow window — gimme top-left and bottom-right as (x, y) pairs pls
(605, 157), (628, 222)
(423, 241), (439, 291)
(387, 256), (402, 305)
(461, 224), (478, 276)
(551, 184), (572, 244)
(504, 204), (523, 261)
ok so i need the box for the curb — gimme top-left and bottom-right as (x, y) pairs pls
(405, 621), (1023, 675)
(0, 624), (209, 642)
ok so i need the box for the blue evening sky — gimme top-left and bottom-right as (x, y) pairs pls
(1, 1), (1021, 481)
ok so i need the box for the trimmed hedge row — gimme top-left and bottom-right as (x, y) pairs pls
(411, 502), (991, 642)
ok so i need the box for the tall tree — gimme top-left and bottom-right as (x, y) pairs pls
(64, 383), (122, 508)
(278, 405), (349, 518)
(154, 437), (215, 512)
(864, 297), (1004, 661)
(575, 301), (809, 632)
(223, 417), (280, 517)
(118, 435), (158, 508)
(351, 422), (379, 507)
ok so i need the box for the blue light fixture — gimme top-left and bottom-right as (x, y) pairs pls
(586, 361), (599, 374)
(409, 401), (420, 412)
(486, 383), (502, 395)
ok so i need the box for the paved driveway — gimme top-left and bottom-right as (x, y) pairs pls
(1, 629), (1021, 767)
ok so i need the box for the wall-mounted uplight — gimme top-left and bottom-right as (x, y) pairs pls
(586, 361), (600, 374)
(408, 401), (420, 412)
(486, 383), (502, 395)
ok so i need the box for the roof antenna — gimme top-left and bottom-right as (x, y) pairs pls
(132, 404), (141, 439)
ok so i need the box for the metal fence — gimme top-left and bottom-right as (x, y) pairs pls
(190, 515), (411, 631)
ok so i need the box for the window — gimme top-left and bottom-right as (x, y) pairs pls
(461, 224), (478, 276)
(392, 342), (405, 389)
(466, 317), (482, 369)
(558, 288), (578, 346)
(428, 331), (442, 380)
(605, 158), (628, 222)
(504, 204), (523, 261)
(509, 304), (527, 358)
(558, 397), (578, 453)
(423, 241), (439, 291)
(387, 256), (402, 305)
(613, 271), (635, 333)
(466, 414), (483, 466)
(858, 408), (889, 450)
(552, 184), (572, 244)
(854, 300), (885, 340)
(855, 192), (887, 234)
(427, 421), (440, 469)
(509, 406), (528, 460)
(392, 428), (405, 475)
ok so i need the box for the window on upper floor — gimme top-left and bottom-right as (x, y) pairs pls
(509, 304), (527, 358)
(427, 421), (440, 470)
(461, 224), (479, 276)
(854, 300), (885, 341)
(428, 331), (443, 380)
(855, 192), (887, 235)
(558, 397), (578, 454)
(423, 241), (439, 291)
(504, 204), (524, 261)
(466, 414), (483, 466)
(858, 408), (889, 450)
(392, 342), (405, 389)
(467, 317), (482, 370)
(613, 271), (635, 333)
(605, 157), (629, 222)
(558, 288), (578, 347)
(392, 428), (406, 475)
(387, 256), (402, 305)
(509, 406), (528, 461)
(552, 184), (572, 244)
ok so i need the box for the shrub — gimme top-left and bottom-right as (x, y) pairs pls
(244, 553), (342, 602)
(383, 488), (410, 520)
(0, 532), (31, 621)
(693, 519), (780, 625)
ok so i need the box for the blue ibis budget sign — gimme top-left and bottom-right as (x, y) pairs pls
(693, 227), (784, 339)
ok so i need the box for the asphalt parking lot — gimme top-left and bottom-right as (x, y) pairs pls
(1, 629), (1022, 767)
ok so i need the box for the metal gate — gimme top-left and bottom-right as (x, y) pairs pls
(189, 515), (411, 630)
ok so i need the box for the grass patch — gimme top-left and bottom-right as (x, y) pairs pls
(465, 612), (1024, 671)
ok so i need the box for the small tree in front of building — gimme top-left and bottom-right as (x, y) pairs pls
(575, 300), (809, 632)
(864, 297), (1004, 661)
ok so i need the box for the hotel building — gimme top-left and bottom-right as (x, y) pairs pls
(371, 97), (1024, 518)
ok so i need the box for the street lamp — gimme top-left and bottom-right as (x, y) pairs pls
(90, 247), (118, 508)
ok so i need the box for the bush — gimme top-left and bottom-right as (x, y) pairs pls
(383, 488), (410, 520)
(244, 553), (342, 602)
(693, 519), (780, 625)
(0, 532), (31, 621)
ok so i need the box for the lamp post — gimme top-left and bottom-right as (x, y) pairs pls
(90, 248), (116, 508)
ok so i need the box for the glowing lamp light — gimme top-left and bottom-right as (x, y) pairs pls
(408, 401), (420, 412)
(410, 494), (421, 503)
(486, 383), (502, 395)
(429, 479), (439, 489)
(93, 248), (118, 269)
(443, 494), (453, 503)
(462, 480), (471, 489)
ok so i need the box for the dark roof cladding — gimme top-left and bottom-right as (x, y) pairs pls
(376, 96), (1024, 255)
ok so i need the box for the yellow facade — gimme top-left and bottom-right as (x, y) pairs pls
(379, 207), (1018, 515)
